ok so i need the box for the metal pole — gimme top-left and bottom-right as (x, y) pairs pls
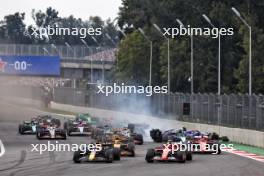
(218, 34), (221, 95)
(149, 41), (153, 86)
(101, 58), (105, 84)
(191, 34), (194, 119)
(91, 57), (93, 83)
(191, 35), (194, 94)
(167, 38), (170, 93)
(231, 7), (252, 95)
(249, 26), (252, 95)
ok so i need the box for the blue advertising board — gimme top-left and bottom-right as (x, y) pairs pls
(0, 55), (60, 76)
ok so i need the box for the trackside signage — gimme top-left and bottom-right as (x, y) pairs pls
(0, 55), (60, 76)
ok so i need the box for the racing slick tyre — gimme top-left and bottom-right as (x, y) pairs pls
(186, 151), (193, 161)
(67, 129), (72, 136)
(73, 150), (82, 163)
(113, 148), (121, 161)
(145, 149), (155, 163)
(105, 149), (114, 163)
(150, 129), (162, 143)
(36, 130), (43, 140)
(63, 122), (67, 130)
(128, 142), (135, 157)
(175, 151), (186, 163)
(214, 144), (221, 155)
(61, 130), (67, 140)
(18, 125), (24, 135)
(210, 132), (219, 140)
(91, 130), (96, 139)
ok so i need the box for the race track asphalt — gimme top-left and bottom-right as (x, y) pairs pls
(0, 101), (264, 176)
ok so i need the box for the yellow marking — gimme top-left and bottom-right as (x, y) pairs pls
(88, 151), (96, 160)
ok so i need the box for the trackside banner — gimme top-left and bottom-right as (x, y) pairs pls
(0, 55), (60, 76)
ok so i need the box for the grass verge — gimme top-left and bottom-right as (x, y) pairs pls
(222, 141), (264, 156)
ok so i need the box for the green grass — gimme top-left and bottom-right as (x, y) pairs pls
(222, 141), (264, 156)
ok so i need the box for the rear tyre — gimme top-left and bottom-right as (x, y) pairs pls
(113, 148), (120, 160)
(216, 145), (221, 155)
(67, 129), (72, 136)
(105, 149), (113, 163)
(175, 151), (186, 163)
(128, 142), (135, 157)
(36, 130), (42, 140)
(62, 130), (67, 140)
(186, 151), (192, 161)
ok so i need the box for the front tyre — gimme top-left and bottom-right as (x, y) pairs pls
(73, 150), (82, 163)
(145, 149), (155, 163)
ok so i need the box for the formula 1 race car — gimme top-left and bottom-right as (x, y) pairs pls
(91, 124), (112, 140)
(145, 141), (192, 163)
(189, 132), (221, 154)
(64, 117), (92, 136)
(18, 118), (39, 134)
(73, 143), (119, 163)
(76, 114), (100, 126)
(127, 123), (144, 145)
(101, 130), (135, 158)
(36, 117), (66, 139)
(150, 127), (187, 143)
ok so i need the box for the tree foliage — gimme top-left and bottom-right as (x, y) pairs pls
(117, 0), (264, 94)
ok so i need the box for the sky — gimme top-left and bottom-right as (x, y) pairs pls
(0, 0), (122, 25)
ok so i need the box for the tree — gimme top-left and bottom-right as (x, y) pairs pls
(0, 12), (31, 43)
(116, 31), (150, 85)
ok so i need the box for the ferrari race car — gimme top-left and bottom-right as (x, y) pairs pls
(145, 140), (192, 163)
(189, 132), (221, 154)
(73, 143), (120, 163)
(36, 117), (66, 139)
(64, 117), (93, 136)
(18, 118), (39, 134)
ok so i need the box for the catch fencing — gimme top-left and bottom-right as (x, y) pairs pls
(0, 44), (114, 59)
(53, 87), (264, 131)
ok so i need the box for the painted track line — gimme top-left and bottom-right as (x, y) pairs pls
(222, 148), (264, 163)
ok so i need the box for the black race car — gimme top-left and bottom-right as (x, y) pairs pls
(73, 143), (120, 163)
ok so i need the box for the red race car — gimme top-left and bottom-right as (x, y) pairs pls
(145, 142), (192, 163)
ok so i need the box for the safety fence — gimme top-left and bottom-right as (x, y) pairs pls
(0, 44), (115, 60)
(53, 87), (264, 131)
